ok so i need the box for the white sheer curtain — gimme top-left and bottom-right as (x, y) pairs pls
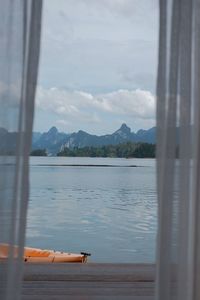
(156, 0), (200, 299)
(0, 1), (42, 300)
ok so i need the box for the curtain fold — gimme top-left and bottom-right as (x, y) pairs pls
(0, 1), (42, 300)
(156, 0), (200, 299)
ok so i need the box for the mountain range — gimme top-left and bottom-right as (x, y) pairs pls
(32, 124), (156, 155)
(0, 124), (156, 156)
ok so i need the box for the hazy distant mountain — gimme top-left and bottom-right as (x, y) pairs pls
(32, 127), (69, 155)
(32, 132), (42, 144)
(0, 127), (18, 154)
(32, 124), (156, 155)
(0, 124), (156, 156)
(134, 127), (156, 143)
(64, 124), (134, 149)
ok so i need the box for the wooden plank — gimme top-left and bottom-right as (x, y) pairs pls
(22, 284), (154, 295)
(23, 263), (155, 282)
(22, 296), (154, 300)
(22, 263), (155, 300)
(22, 281), (154, 288)
(22, 289), (154, 297)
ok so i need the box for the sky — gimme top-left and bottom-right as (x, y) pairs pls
(34, 0), (158, 135)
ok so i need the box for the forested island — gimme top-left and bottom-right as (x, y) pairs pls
(30, 149), (47, 156)
(56, 142), (155, 158)
(30, 142), (155, 158)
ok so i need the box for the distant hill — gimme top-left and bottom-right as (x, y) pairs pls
(32, 123), (156, 155)
(32, 126), (69, 155)
(0, 128), (17, 155)
(0, 124), (156, 156)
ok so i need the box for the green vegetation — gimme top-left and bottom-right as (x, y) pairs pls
(57, 142), (155, 158)
(30, 149), (47, 156)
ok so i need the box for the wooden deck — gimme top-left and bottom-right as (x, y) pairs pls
(22, 263), (155, 300)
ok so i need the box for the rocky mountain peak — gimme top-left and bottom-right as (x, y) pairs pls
(47, 126), (58, 135)
(115, 123), (131, 137)
(119, 123), (131, 134)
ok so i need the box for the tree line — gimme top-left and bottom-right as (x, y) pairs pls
(56, 142), (155, 158)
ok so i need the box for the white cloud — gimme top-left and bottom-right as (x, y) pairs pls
(35, 86), (155, 131)
(0, 81), (23, 130)
(56, 119), (69, 125)
(0, 81), (21, 101)
(94, 89), (155, 118)
(34, 1), (158, 134)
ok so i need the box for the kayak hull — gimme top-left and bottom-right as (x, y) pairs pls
(0, 244), (88, 263)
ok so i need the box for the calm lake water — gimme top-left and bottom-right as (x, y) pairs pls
(26, 157), (157, 263)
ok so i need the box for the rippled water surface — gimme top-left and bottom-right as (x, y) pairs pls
(26, 157), (157, 262)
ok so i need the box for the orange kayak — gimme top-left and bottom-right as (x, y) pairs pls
(0, 244), (90, 263)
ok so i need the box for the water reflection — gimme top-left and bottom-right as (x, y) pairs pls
(26, 157), (157, 263)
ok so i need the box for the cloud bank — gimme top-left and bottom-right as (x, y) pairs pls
(34, 1), (158, 134)
(35, 86), (155, 134)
